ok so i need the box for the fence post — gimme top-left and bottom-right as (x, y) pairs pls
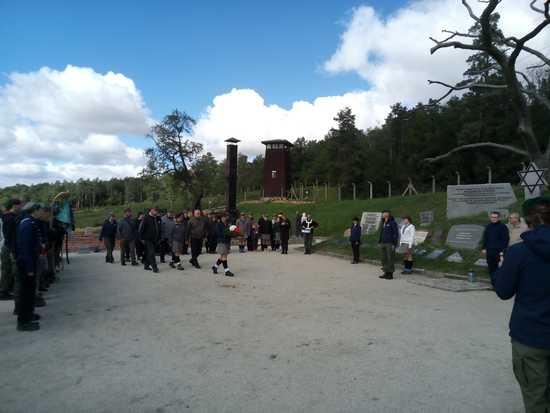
(367, 181), (373, 199)
(487, 166), (492, 184)
(352, 183), (356, 201)
(432, 176), (436, 193)
(456, 171), (461, 185)
(325, 183), (328, 201)
(387, 181), (392, 198)
(337, 184), (342, 201)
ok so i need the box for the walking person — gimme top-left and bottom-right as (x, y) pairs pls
(1, 198), (22, 301)
(118, 208), (138, 266)
(279, 213), (291, 255)
(258, 215), (271, 251)
(134, 212), (145, 263)
(99, 213), (117, 264)
(301, 213), (319, 255)
(399, 216), (416, 274)
(170, 213), (186, 271)
(378, 210), (399, 280)
(206, 214), (218, 254)
(160, 211), (175, 264)
(482, 211), (510, 276)
(247, 215), (257, 251)
(211, 215), (235, 277)
(507, 212), (528, 246)
(491, 197), (550, 413)
(139, 207), (160, 273)
(188, 209), (207, 269)
(349, 217), (362, 264)
(15, 203), (42, 331)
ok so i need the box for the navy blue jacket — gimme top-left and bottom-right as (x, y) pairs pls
(482, 222), (509, 251)
(99, 220), (117, 240)
(350, 224), (362, 243)
(216, 222), (231, 244)
(15, 216), (41, 274)
(492, 226), (550, 349)
(379, 217), (399, 246)
(1, 212), (19, 253)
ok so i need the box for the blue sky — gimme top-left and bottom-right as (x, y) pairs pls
(0, 0), (404, 119)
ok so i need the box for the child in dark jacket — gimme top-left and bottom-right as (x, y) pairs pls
(492, 197), (550, 413)
(170, 213), (186, 270)
(349, 217), (362, 264)
(99, 214), (117, 264)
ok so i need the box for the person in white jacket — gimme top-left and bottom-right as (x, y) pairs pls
(399, 216), (416, 274)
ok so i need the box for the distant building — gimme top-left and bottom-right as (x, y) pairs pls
(262, 139), (293, 198)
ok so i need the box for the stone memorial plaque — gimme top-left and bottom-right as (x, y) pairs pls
(419, 211), (434, 226)
(446, 224), (484, 250)
(360, 212), (382, 235)
(431, 229), (445, 245)
(447, 183), (517, 219)
(474, 258), (488, 267)
(446, 252), (464, 263)
(415, 230), (429, 245)
(427, 249), (446, 260)
(343, 228), (351, 237)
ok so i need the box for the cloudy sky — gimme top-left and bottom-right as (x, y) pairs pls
(0, 0), (548, 187)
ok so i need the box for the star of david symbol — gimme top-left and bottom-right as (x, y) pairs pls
(518, 163), (548, 194)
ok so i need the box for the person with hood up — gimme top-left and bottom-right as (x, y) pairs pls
(492, 197), (550, 413)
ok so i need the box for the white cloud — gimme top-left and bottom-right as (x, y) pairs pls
(0, 65), (151, 186)
(194, 0), (550, 159)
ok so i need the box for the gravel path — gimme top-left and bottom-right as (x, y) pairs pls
(0, 248), (523, 413)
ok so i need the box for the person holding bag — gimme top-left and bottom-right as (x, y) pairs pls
(398, 216), (416, 274)
(349, 217), (362, 264)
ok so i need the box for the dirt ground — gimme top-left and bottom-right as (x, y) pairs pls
(0, 246), (523, 413)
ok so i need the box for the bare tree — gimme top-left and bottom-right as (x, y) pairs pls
(425, 0), (550, 174)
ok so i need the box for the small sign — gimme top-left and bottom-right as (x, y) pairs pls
(446, 225), (485, 250)
(419, 211), (434, 226)
(360, 212), (383, 235)
(446, 252), (464, 263)
(415, 230), (429, 245)
(474, 258), (488, 267)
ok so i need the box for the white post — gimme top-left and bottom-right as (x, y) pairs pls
(352, 183), (356, 201)
(432, 175), (436, 193)
(387, 181), (391, 198)
(368, 181), (373, 199)
(456, 171), (461, 185)
(487, 166), (492, 184)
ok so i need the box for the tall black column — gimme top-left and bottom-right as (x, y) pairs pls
(225, 138), (240, 222)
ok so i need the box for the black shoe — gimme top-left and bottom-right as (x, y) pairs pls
(32, 313), (41, 321)
(169, 262), (176, 268)
(39, 286), (48, 292)
(160, 259), (166, 264)
(225, 271), (234, 277)
(17, 322), (40, 331)
(144, 266), (152, 271)
(193, 263), (201, 269)
(131, 262), (139, 266)
(152, 268), (159, 274)
(379, 273), (391, 279)
(212, 266), (218, 274)
(121, 262), (126, 266)
(0, 292), (14, 301)
(177, 265), (184, 271)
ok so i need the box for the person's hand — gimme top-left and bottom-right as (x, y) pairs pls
(498, 252), (504, 268)
(481, 249), (486, 256)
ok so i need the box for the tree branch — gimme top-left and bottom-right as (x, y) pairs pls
(425, 142), (528, 163)
(461, 0), (480, 22)
(427, 79), (507, 103)
(430, 40), (482, 55)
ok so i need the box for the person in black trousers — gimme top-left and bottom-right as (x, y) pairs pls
(349, 217), (362, 264)
(139, 208), (160, 273)
(134, 212), (145, 263)
(482, 211), (510, 275)
(117, 208), (138, 266)
(378, 210), (399, 279)
(279, 213), (291, 254)
(99, 213), (117, 263)
(206, 214), (218, 253)
(187, 209), (207, 268)
(301, 214), (319, 254)
(15, 203), (42, 331)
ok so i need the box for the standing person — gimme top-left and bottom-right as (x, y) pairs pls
(482, 211), (510, 276)
(237, 214), (249, 253)
(399, 216), (416, 274)
(139, 207), (160, 273)
(271, 215), (281, 251)
(206, 214), (218, 254)
(99, 213), (117, 264)
(378, 210), (399, 280)
(491, 197), (550, 413)
(301, 213), (319, 255)
(134, 212), (145, 263)
(15, 203), (42, 331)
(258, 215), (271, 251)
(211, 215), (235, 277)
(279, 213), (291, 255)
(170, 213), (186, 271)
(1, 199), (22, 301)
(507, 212), (528, 246)
(117, 208), (138, 266)
(160, 211), (175, 264)
(247, 215), (257, 251)
(349, 217), (362, 264)
(187, 209), (207, 269)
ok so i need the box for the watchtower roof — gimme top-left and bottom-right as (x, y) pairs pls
(261, 139), (293, 147)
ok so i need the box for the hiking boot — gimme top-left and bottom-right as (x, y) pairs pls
(35, 296), (47, 307)
(225, 271), (234, 277)
(32, 313), (41, 321)
(212, 266), (218, 274)
(131, 262), (139, 266)
(152, 268), (159, 274)
(17, 322), (40, 332)
(177, 264), (184, 271)
(169, 262), (176, 269)
(144, 266), (152, 271)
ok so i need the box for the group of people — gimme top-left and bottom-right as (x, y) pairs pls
(0, 199), (67, 332)
(99, 209), (324, 279)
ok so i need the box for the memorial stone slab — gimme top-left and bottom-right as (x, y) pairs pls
(360, 212), (383, 235)
(474, 258), (488, 267)
(446, 252), (464, 263)
(446, 224), (484, 250)
(419, 211), (434, 226)
(415, 230), (429, 245)
(426, 249), (446, 260)
(431, 229), (445, 245)
(343, 228), (351, 237)
(447, 183), (516, 219)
